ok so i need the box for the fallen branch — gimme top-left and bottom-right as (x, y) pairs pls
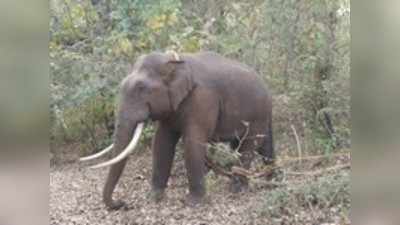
(205, 139), (350, 183)
(206, 151), (349, 179)
(286, 163), (350, 176)
(205, 157), (234, 178)
(278, 152), (350, 163)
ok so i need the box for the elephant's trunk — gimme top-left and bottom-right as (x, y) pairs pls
(79, 97), (149, 209)
(101, 117), (143, 209)
(102, 156), (128, 209)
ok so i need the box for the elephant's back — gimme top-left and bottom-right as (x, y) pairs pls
(189, 51), (257, 76)
(186, 52), (270, 98)
(186, 52), (271, 125)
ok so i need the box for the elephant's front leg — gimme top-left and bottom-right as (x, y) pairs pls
(150, 122), (180, 202)
(182, 129), (208, 205)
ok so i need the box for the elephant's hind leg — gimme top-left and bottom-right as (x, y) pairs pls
(257, 119), (275, 165)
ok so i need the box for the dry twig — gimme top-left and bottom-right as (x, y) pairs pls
(286, 163), (350, 176)
(205, 149), (350, 181)
(290, 124), (302, 164)
(235, 121), (250, 151)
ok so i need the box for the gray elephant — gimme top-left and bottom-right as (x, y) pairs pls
(81, 51), (274, 209)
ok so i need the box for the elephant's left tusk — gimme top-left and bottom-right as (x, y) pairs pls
(89, 123), (144, 169)
(79, 144), (114, 161)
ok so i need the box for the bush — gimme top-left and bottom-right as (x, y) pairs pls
(259, 171), (350, 224)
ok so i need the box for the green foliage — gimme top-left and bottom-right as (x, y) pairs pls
(50, 0), (350, 157)
(207, 143), (241, 169)
(50, 0), (99, 45)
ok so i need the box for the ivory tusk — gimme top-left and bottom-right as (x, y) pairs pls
(79, 144), (114, 161)
(89, 123), (144, 169)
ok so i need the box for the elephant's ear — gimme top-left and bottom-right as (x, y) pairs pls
(162, 52), (193, 111)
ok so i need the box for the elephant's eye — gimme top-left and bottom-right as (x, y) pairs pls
(135, 82), (147, 93)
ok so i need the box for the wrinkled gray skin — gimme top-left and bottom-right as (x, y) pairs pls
(103, 51), (274, 209)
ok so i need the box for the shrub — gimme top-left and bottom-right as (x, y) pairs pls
(259, 171), (350, 224)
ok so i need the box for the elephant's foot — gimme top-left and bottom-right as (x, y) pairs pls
(148, 188), (165, 203)
(229, 176), (249, 193)
(184, 193), (208, 207)
(105, 199), (126, 210)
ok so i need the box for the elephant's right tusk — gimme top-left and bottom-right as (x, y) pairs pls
(79, 144), (114, 162)
(89, 122), (144, 169)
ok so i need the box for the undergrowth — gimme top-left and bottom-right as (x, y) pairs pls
(259, 170), (350, 224)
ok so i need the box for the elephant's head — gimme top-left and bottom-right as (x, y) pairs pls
(79, 51), (193, 209)
(119, 51), (193, 121)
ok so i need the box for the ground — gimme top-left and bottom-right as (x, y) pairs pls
(50, 146), (350, 225)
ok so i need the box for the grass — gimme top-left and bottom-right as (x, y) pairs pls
(258, 170), (350, 224)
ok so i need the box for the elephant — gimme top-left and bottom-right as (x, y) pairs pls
(80, 51), (274, 209)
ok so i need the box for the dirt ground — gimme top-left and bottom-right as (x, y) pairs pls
(50, 145), (350, 225)
(50, 149), (278, 225)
